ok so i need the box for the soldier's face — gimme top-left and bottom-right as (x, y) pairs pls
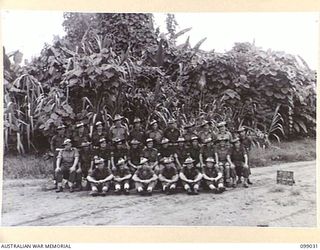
(163, 143), (168, 148)
(115, 120), (121, 126)
(219, 140), (226, 147)
(134, 122), (141, 128)
(152, 123), (158, 130)
(58, 129), (65, 135)
(206, 162), (214, 168)
(234, 141), (241, 148)
(132, 144), (138, 148)
(239, 131), (246, 137)
(100, 141), (107, 148)
(204, 124), (209, 130)
(186, 163), (193, 169)
(97, 125), (103, 131)
(78, 126), (84, 133)
(119, 163), (125, 170)
(178, 142), (184, 147)
(116, 143), (122, 148)
(219, 126), (226, 132)
(65, 143), (72, 150)
(97, 163), (104, 170)
(192, 140), (198, 146)
(147, 142), (153, 148)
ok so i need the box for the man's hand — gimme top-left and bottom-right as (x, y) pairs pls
(69, 167), (76, 173)
(55, 167), (61, 172)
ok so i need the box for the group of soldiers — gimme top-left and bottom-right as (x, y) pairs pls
(50, 114), (253, 196)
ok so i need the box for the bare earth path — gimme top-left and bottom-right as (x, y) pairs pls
(1, 161), (316, 227)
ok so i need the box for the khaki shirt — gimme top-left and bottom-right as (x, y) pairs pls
(57, 147), (79, 167)
(109, 125), (128, 141)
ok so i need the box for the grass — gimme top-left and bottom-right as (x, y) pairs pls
(2, 138), (316, 179)
(250, 138), (316, 168)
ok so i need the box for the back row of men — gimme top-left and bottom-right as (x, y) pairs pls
(50, 114), (253, 196)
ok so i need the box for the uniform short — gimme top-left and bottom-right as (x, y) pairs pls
(135, 181), (157, 190)
(55, 164), (77, 183)
(233, 161), (249, 178)
(90, 182), (110, 192)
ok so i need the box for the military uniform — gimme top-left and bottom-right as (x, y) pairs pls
(146, 129), (163, 148)
(50, 133), (66, 181)
(91, 131), (108, 147)
(187, 145), (201, 166)
(230, 145), (249, 179)
(129, 127), (145, 143)
(215, 142), (235, 186)
(142, 147), (158, 163)
(133, 163), (158, 195)
(109, 125), (128, 142)
(180, 162), (202, 195)
(128, 146), (143, 171)
(202, 162), (224, 191)
(113, 161), (132, 194)
(87, 163), (113, 196)
(72, 131), (89, 148)
(159, 159), (179, 194)
(164, 127), (180, 143)
(111, 146), (128, 170)
(79, 143), (94, 179)
(55, 146), (80, 191)
(200, 143), (215, 161)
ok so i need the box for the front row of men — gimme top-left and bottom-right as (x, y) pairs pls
(55, 136), (250, 196)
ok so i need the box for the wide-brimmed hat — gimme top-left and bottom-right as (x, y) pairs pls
(161, 138), (169, 144)
(149, 119), (158, 126)
(99, 138), (107, 143)
(133, 117), (141, 123)
(130, 139), (140, 145)
(177, 137), (185, 143)
(95, 121), (103, 127)
(113, 114), (123, 121)
(62, 138), (72, 146)
(217, 121), (227, 128)
(237, 127), (246, 132)
(76, 122), (84, 128)
(184, 157), (195, 164)
(94, 157), (104, 165)
(205, 157), (215, 163)
(116, 158), (126, 166)
(80, 141), (91, 147)
(163, 157), (174, 164)
(203, 137), (213, 144)
(114, 137), (125, 144)
(146, 138), (153, 143)
(191, 136), (199, 141)
(57, 124), (66, 130)
(217, 135), (229, 142)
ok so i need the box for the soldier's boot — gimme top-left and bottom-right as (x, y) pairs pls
(124, 189), (130, 195)
(193, 188), (199, 195)
(225, 179), (232, 188)
(55, 185), (63, 193)
(90, 190), (99, 197)
(236, 177), (242, 184)
(217, 183), (225, 193)
(114, 189), (122, 195)
(231, 178), (237, 188)
(146, 187), (153, 196)
(209, 184), (218, 194)
(243, 178), (249, 188)
(187, 188), (193, 195)
(247, 178), (253, 185)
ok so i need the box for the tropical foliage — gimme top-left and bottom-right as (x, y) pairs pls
(3, 13), (316, 153)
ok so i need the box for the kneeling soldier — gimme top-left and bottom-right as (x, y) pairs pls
(87, 157), (114, 196)
(179, 157), (203, 195)
(202, 157), (225, 193)
(158, 157), (179, 195)
(230, 138), (250, 188)
(132, 158), (158, 196)
(113, 158), (132, 195)
(55, 139), (79, 193)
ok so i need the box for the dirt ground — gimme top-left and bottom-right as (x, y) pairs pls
(1, 160), (316, 227)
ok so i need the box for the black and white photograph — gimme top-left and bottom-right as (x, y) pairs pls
(2, 11), (318, 227)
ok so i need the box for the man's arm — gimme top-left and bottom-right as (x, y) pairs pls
(193, 172), (203, 183)
(179, 172), (190, 182)
(132, 173), (142, 182)
(87, 175), (98, 184)
(99, 173), (114, 183)
(128, 160), (138, 170)
(202, 173), (214, 181)
(213, 172), (223, 182)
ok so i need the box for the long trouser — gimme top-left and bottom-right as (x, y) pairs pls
(55, 165), (77, 188)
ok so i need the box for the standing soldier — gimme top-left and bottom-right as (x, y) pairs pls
(198, 120), (217, 144)
(50, 124), (67, 188)
(173, 137), (188, 170)
(158, 138), (173, 160)
(163, 118), (180, 146)
(87, 157), (113, 196)
(94, 138), (112, 168)
(237, 127), (253, 185)
(109, 114), (129, 142)
(113, 158), (132, 195)
(230, 138), (250, 188)
(215, 136), (236, 188)
(110, 138), (128, 171)
(146, 120), (163, 148)
(183, 123), (198, 146)
(179, 157), (203, 195)
(91, 121), (108, 147)
(216, 121), (233, 144)
(129, 117), (145, 143)
(132, 158), (158, 196)
(186, 136), (202, 168)
(202, 157), (225, 193)
(199, 137), (215, 168)
(55, 139), (80, 193)
(142, 138), (159, 170)
(72, 122), (89, 148)
(77, 140), (93, 190)
(128, 139), (143, 172)
(158, 157), (179, 195)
